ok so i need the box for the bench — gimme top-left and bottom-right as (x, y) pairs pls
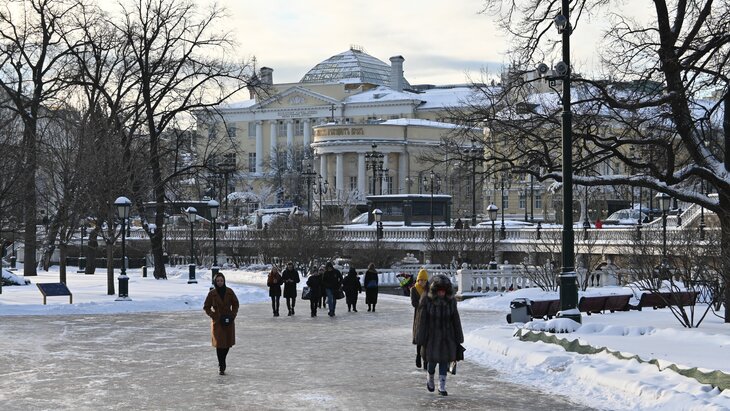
(36, 283), (73, 305)
(631, 291), (697, 311)
(529, 299), (560, 319)
(578, 294), (632, 315)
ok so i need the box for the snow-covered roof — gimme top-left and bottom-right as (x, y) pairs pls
(417, 87), (481, 109)
(380, 118), (460, 129)
(344, 86), (419, 104)
(220, 99), (256, 109)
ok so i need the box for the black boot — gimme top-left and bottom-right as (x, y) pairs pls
(416, 354), (422, 369)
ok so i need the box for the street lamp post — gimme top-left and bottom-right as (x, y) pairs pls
(209, 199), (220, 283)
(186, 206), (198, 284)
(114, 196), (132, 301)
(424, 171), (440, 240)
(487, 203), (498, 269)
(78, 225), (87, 273)
(699, 182), (706, 240)
(554, 2), (581, 323)
(365, 144), (384, 195)
(499, 177), (506, 239)
(373, 208), (383, 246)
(465, 142), (483, 226)
(530, 173), (535, 222)
(312, 174), (329, 229)
(301, 157), (317, 222)
(656, 192), (671, 287)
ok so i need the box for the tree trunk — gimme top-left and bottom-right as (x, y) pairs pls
(720, 208), (730, 323)
(84, 229), (98, 275)
(151, 228), (166, 279)
(106, 242), (115, 295)
(23, 124), (37, 276)
(59, 244), (67, 284)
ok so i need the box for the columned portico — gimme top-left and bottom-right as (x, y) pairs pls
(357, 153), (366, 200)
(320, 154), (328, 181)
(336, 153), (344, 197)
(269, 122), (277, 167)
(399, 150), (409, 193)
(382, 153), (390, 194)
(286, 120), (294, 168)
(303, 119), (311, 147)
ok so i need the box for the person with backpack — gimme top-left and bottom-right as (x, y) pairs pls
(342, 267), (362, 312)
(267, 266), (283, 317)
(364, 263), (379, 312)
(321, 261), (343, 317)
(282, 261), (300, 316)
(414, 274), (464, 397)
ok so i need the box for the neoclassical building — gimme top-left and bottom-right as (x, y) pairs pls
(202, 47), (485, 217)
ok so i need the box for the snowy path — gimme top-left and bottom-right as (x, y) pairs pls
(0, 296), (591, 410)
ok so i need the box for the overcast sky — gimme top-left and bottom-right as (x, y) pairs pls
(220, 0), (653, 86)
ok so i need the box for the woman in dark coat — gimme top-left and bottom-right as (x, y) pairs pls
(306, 267), (322, 317)
(342, 267), (362, 312)
(281, 261), (300, 316)
(267, 266), (283, 316)
(203, 272), (240, 375)
(411, 268), (429, 369)
(414, 274), (464, 396)
(363, 263), (379, 312)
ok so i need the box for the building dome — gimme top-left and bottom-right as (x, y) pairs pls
(300, 48), (409, 88)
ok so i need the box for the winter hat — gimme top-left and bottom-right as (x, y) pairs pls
(417, 269), (429, 282)
(325, 261), (334, 268)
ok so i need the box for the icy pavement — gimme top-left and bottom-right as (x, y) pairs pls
(0, 297), (591, 410)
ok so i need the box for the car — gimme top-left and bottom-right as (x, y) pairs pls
(603, 209), (647, 225)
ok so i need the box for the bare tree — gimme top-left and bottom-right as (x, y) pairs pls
(451, 0), (730, 321)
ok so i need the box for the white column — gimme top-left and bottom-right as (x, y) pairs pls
(269, 121), (277, 169)
(286, 120), (294, 169)
(320, 154), (328, 181)
(382, 153), (390, 194)
(357, 153), (366, 200)
(255, 121), (263, 174)
(336, 153), (344, 197)
(398, 151), (408, 193)
(303, 119), (311, 147)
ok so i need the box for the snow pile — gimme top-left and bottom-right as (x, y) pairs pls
(1, 269), (28, 286)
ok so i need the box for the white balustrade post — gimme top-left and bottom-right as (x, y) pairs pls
(456, 263), (472, 298)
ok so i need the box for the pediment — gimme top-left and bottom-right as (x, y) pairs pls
(253, 86), (340, 110)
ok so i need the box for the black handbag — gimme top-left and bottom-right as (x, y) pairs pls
(220, 314), (233, 326)
(335, 288), (345, 300)
(302, 286), (311, 300)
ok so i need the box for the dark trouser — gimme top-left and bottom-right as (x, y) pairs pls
(286, 297), (296, 310)
(310, 299), (318, 315)
(325, 288), (336, 315)
(216, 347), (230, 369)
(271, 296), (280, 313)
(427, 361), (448, 376)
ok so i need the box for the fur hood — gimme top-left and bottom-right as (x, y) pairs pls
(427, 274), (454, 301)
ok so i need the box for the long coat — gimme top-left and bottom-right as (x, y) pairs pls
(306, 274), (322, 300)
(342, 272), (362, 304)
(281, 268), (300, 298)
(410, 281), (429, 344)
(267, 271), (282, 297)
(203, 287), (240, 348)
(364, 269), (379, 304)
(414, 275), (464, 363)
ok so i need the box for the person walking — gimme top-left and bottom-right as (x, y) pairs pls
(364, 263), (379, 312)
(203, 272), (239, 375)
(282, 261), (300, 316)
(306, 267), (322, 317)
(414, 274), (464, 396)
(267, 266), (283, 317)
(318, 266), (327, 309)
(411, 268), (430, 370)
(321, 261), (343, 317)
(342, 267), (362, 312)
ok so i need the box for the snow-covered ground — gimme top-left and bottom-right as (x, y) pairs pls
(2, 266), (729, 410)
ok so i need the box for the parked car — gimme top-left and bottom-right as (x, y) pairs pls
(603, 209), (647, 225)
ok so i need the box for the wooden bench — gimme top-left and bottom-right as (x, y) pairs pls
(578, 295), (632, 315)
(631, 291), (697, 311)
(529, 299), (560, 319)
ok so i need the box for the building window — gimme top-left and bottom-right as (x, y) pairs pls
(349, 176), (358, 191)
(248, 153), (256, 173)
(227, 125), (237, 138)
(535, 192), (542, 209)
(502, 192), (509, 210)
(248, 122), (256, 138)
(519, 192), (526, 209)
(277, 120), (287, 137)
(295, 120), (304, 136)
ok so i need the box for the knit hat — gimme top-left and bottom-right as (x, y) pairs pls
(417, 269), (429, 282)
(325, 261), (334, 268)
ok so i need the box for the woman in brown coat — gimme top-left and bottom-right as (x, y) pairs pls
(203, 272), (240, 375)
(414, 274), (463, 396)
(267, 266), (283, 316)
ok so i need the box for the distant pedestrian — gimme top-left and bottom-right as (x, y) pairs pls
(321, 261), (343, 317)
(454, 218), (463, 229)
(282, 261), (300, 316)
(203, 272), (239, 375)
(306, 267), (322, 317)
(267, 266), (283, 317)
(318, 266), (327, 309)
(411, 268), (430, 370)
(342, 267), (362, 312)
(414, 274), (464, 396)
(364, 263), (379, 312)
